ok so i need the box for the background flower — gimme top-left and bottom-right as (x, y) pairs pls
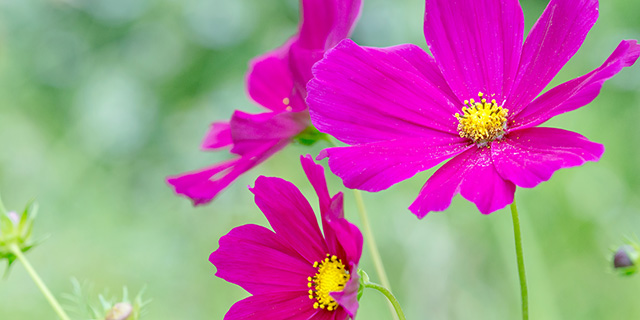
(307, 0), (640, 216)
(166, 0), (362, 205)
(210, 155), (363, 319)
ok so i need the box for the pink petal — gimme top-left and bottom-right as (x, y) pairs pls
(251, 176), (328, 264)
(308, 39), (461, 145)
(166, 158), (241, 206)
(298, 0), (362, 50)
(300, 155), (349, 260)
(229, 110), (308, 156)
(423, 0), (524, 102)
(245, 42), (298, 112)
(201, 121), (232, 150)
(506, 0), (599, 113)
(224, 291), (316, 320)
(492, 127), (604, 188)
(513, 40), (640, 128)
(409, 147), (515, 217)
(330, 266), (360, 318)
(325, 217), (363, 268)
(318, 135), (471, 192)
(210, 224), (314, 295)
(167, 142), (281, 205)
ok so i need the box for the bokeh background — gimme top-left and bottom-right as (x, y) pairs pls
(1, 0), (639, 319)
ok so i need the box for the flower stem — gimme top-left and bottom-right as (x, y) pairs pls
(353, 190), (396, 319)
(8, 244), (71, 320)
(0, 192), (7, 214)
(510, 199), (528, 320)
(364, 282), (406, 320)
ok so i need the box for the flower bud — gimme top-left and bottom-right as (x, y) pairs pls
(0, 201), (39, 270)
(105, 302), (133, 320)
(613, 244), (639, 276)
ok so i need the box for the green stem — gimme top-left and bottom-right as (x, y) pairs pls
(0, 192), (7, 214)
(353, 190), (397, 319)
(364, 282), (407, 320)
(510, 199), (529, 320)
(8, 244), (71, 320)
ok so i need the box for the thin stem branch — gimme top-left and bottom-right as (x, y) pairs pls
(510, 199), (529, 320)
(353, 189), (397, 320)
(9, 244), (71, 320)
(0, 192), (7, 214)
(364, 282), (407, 320)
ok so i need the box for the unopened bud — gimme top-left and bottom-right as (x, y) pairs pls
(105, 302), (133, 320)
(613, 244), (638, 276)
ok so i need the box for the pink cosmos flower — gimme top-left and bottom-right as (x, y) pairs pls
(308, 0), (640, 217)
(167, 0), (362, 205)
(210, 155), (363, 319)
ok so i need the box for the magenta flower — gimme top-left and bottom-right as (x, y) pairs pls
(167, 0), (362, 205)
(210, 155), (363, 319)
(308, 0), (640, 217)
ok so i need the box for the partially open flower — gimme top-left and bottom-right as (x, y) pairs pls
(105, 302), (133, 320)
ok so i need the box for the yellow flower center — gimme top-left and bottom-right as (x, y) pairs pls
(455, 92), (509, 147)
(307, 254), (350, 311)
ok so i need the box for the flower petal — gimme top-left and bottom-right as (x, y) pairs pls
(210, 224), (314, 295)
(513, 40), (640, 128)
(298, 0), (362, 50)
(251, 176), (328, 264)
(201, 121), (232, 150)
(167, 140), (283, 205)
(422, 0), (524, 102)
(326, 217), (363, 268)
(308, 39), (461, 145)
(409, 147), (515, 217)
(229, 110), (308, 156)
(318, 135), (471, 192)
(331, 266), (360, 318)
(506, 0), (599, 113)
(492, 127), (604, 188)
(224, 291), (315, 320)
(246, 42), (297, 112)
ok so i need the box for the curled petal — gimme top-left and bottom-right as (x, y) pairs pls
(331, 265), (360, 318)
(201, 121), (232, 150)
(492, 127), (604, 188)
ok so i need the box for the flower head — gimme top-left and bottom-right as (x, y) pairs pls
(210, 155), (363, 319)
(0, 202), (38, 269)
(167, 0), (362, 205)
(307, 0), (640, 216)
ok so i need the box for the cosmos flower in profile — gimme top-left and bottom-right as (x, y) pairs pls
(167, 0), (362, 205)
(307, 0), (640, 217)
(210, 155), (363, 319)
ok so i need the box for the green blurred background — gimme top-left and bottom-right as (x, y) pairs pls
(0, 0), (639, 319)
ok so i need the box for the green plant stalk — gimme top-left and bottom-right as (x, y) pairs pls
(0, 193), (7, 214)
(353, 189), (397, 320)
(510, 199), (529, 320)
(9, 244), (71, 320)
(364, 282), (407, 320)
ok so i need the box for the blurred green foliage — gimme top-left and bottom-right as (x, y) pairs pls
(0, 0), (639, 319)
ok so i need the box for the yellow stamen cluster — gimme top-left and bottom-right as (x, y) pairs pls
(307, 254), (350, 311)
(455, 92), (508, 147)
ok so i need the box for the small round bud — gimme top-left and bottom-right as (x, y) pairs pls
(105, 302), (133, 320)
(613, 245), (638, 276)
